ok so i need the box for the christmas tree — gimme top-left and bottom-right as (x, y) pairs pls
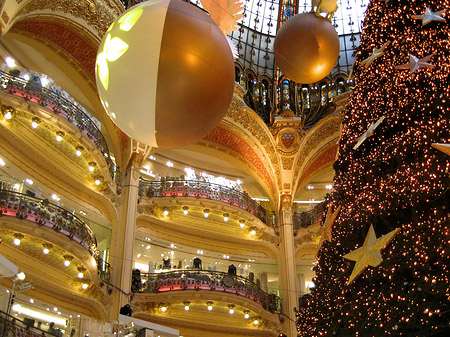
(297, 0), (450, 336)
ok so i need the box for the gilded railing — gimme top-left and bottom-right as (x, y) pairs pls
(139, 179), (276, 227)
(132, 269), (281, 314)
(0, 185), (110, 282)
(292, 202), (326, 229)
(0, 310), (58, 337)
(0, 70), (117, 182)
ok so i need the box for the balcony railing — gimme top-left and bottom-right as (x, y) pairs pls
(0, 310), (59, 337)
(132, 269), (281, 314)
(0, 184), (110, 282)
(292, 202), (326, 230)
(139, 179), (276, 227)
(0, 70), (117, 182)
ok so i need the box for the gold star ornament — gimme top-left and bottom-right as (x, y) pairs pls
(360, 41), (391, 68)
(343, 225), (400, 285)
(432, 143), (450, 156)
(353, 115), (385, 150)
(318, 205), (342, 246)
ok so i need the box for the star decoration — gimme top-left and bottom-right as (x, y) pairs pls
(353, 115), (386, 150)
(343, 225), (400, 285)
(318, 205), (342, 247)
(432, 143), (450, 156)
(395, 54), (435, 74)
(412, 8), (446, 26)
(360, 41), (391, 68)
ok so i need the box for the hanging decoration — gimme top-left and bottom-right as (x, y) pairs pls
(96, 0), (235, 148)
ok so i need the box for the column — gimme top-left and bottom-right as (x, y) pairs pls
(108, 149), (147, 320)
(259, 272), (269, 293)
(278, 193), (298, 337)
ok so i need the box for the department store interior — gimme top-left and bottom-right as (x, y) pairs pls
(0, 0), (368, 336)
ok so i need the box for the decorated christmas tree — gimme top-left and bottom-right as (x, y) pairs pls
(297, 0), (450, 336)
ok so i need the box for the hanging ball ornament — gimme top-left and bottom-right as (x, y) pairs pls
(96, 0), (235, 148)
(274, 13), (339, 84)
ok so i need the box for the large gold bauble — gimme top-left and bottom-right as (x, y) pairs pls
(96, 0), (235, 148)
(274, 13), (340, 84)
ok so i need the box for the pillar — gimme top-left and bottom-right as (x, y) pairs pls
(259, 272), (269, 293)
(108, 145), (149, 320)
(278, 193), (298, 337)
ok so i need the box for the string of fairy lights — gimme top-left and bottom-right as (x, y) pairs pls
(297, 0), (450, 335)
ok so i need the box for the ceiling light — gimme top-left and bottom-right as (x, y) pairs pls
(13, 183), (20, 190)
(43, 248), (49, 255)
(136, 253), (141, 258)
(25, 179), (33, 185)
(146, 245), (150, 250)
(326, 184), (333, 190)
(0, 157), (5, 166)
(160, 306), (167, 312)
(29, 299), (34, 304)
(88, 162), (96, 172)
(163, 209), (169, 216)
(13, 238), (21, 246)
(4, 110), (12, 120)
(244, 312), (250, 319)
(207, 301), (213, 311)
(239, 219), (245, 228)
(307, 185), (314, 190)
(149, 155), (156, 160)
(78, 272), (84, 279)
(94, 179), (101, 186)
(183, 301), (190, 311)
(81, 283), (88, 290)
(182, 206), (189, 215)
(203, 209), (210, 218)
(253, 320), (259, 325)
(166, 161), (173, 167)
(75, 146), (84, 156)
(5, 57), (15, 67)
(223, 213), (229, 222)
(16, 272), (26, 280)
(207, 305), (213, 311)
(228, 304), (235, 315)
(51, 194), (58, 200)
(63, 255), (73, 267)
(53, 307), (58, 312)
(250, 230), (256, 236)
(170, 243), (175, 248)
(55, 131), (65, 142)
(229, 309), (234, 314)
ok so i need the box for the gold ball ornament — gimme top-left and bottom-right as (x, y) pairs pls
(96, 0), (235, 148)
(274, 13), (340, 84)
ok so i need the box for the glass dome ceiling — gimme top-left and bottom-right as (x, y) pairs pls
(189, 0), (370, 77)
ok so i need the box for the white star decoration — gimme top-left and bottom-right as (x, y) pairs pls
(395, 54), (435, 74)
(412, 8), (446, 26)
(353, 115), (386, 150)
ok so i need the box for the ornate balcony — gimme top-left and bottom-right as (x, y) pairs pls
(140, 179), (276, 227)
(0, 310), (57, 337)
(0, 184), (110, 282)
(0, 70), (117, 182)
(293, 202), (326, 230)
(132, 269), (281, 314)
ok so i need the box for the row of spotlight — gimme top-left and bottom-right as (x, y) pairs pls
(11, 233), (90, 290)
(162, 206), (257, 235)
(159, 301), (260, 325)
(2, 107), (103, 186)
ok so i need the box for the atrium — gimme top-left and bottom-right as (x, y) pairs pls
(0, 0), (388, 336)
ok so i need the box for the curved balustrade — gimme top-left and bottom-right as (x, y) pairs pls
(0, 70), (117, 182)
(140, 179), (276, 227)
(0, 310), (58, 337)
(292, 202), (326, 230)
(0, 185), (110, 282)
(133, 269), (281, 314)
